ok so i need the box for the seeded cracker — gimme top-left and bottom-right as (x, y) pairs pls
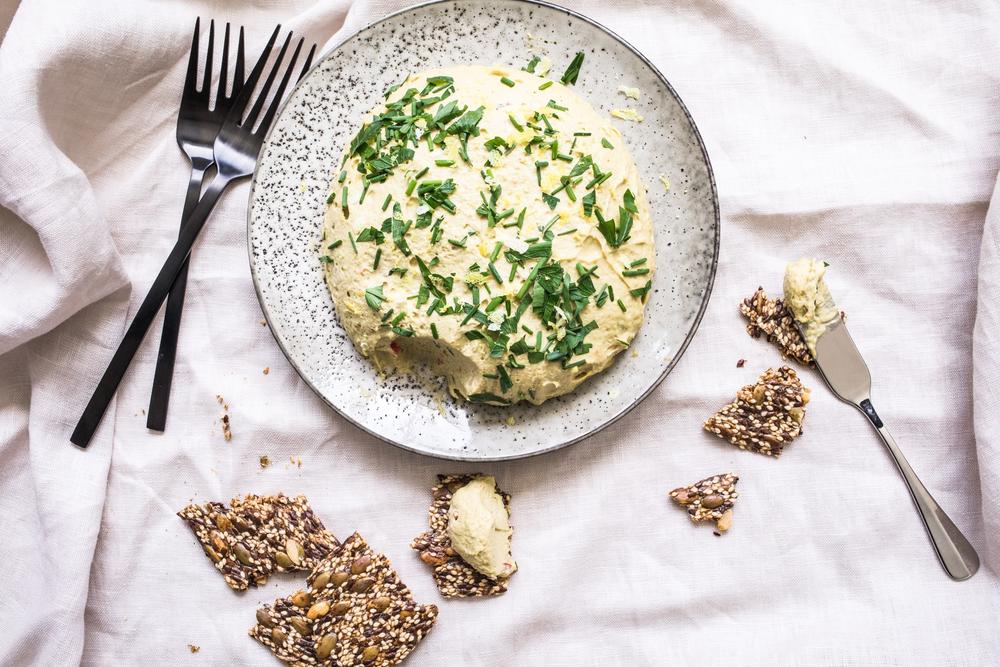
(669, 473), (739, 533)
(704, 366), (810, 457)
(250, 533), (438, 666)
(178, 493), (338, 591)
(740, 287), (813, 366)
(410, 474), (512, 597)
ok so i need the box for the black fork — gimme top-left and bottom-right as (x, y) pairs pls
(71, 27), (317, 448)
(147, 19), (246, 432)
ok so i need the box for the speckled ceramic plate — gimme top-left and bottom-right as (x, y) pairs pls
(248, 0), (719, 460)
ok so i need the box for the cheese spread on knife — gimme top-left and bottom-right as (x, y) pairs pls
(320, 64), (655, 405)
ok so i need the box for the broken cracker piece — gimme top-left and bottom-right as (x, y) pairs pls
(410, 474), (513, 598)
(178, 493), (338, 591)
(670, 473), (739, 534)
(704, 366), (810, 457)
(250, 533), (438, 666)
(740, 287), (813, 366)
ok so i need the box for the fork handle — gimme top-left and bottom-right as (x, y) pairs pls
(146, 163), (210, 431)
(863, 402), (980, 580)
(71, 172), (235, 448)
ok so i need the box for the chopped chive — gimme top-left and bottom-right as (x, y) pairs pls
(435, 159), (455, 167)
(341, 186), (349, 217)
(415, 166), (429, 179)
(608, 285), (615, 301)
(373, 247), (382, 270)
(338, 170), (347, 183)
(358, 181), (370, 205)
(561, 51), (585, 85)
(326, 191), (336, 205)
(448, 237), (468, 248)
(381, 194), (392, 211)
(630, 258), (648, 267)
(557, 228), (577, 236)
(500, 76), (516, 87)
(319, 255), (333, 264)
(574, 131), (592, 136)
(622, 268), (649, 277)
(563, 359), (585, 370)
(431, 323), (439, 339)
(601, 137), (614, 149)
(556, 152), (573, 162)
(380, 308), (394, 322)
(489, 242), (502, 263)
(617, 299), (626, 312)
(488, 262), (504, 284)
(326, 240), (343, 251)
(630, 280), (652, 300)
(539, 80), (554, 90)
(391, 311), (406, 326)
(508, 114), (524, 131)
(496, 207), (515, 221)
(547, 100), (569, 112)
(405, 179), (417, 196)
(535, 160), (548, 186)
(348, 231), (357, 254)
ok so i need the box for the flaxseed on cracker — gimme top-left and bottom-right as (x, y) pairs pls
(740, 287), (813, 366)
(704, 366), (810, 457)
(178, 493), (338, 591)
(669, 473), (739, 534)
(250, 533), (438, 666)
(410, 474), (512, 598)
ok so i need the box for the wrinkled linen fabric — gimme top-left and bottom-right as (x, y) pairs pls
(2, 0), (1000, 664)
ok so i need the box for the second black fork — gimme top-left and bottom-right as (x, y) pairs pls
(147, 19), (245, 431)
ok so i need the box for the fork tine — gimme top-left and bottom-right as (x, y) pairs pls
(227, 25), (280, 123)
(242, 32), (293, 130)
(256, 38), (306, 135)
(235, 27), (246, 91)
(217, 23), (230, 102)
(184, 17), (201, 97)
(298, 42), (317, 82)
(202, 19), (214, 94)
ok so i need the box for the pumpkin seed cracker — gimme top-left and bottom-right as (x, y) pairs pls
(669, 473), (739, 534)
(178, 493), (338, 591)
(740, 287), (814, 366)
(410, 474), (513, 598)
(704, 366), (810, 457)
(250, 533), (438, 666)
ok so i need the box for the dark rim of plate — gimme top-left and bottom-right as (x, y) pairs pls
(246, 0), (721, 461)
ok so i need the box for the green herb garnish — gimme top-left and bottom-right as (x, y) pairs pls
(364, 285), (385, 310)
(500, 76), (516, 87)
(561, 52), (585, 85)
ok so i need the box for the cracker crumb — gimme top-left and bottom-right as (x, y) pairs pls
(260, 319), (267, 326)
(188, 644), (200, 653)
(259, 455), (270, 469)
(222, 414), (232, 442)
(737, 359), (746, 368)
(262, 367), (270, 375)
(611, 108), (643, 122)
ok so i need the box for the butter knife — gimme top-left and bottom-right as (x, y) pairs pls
(809, 316), (979, 580)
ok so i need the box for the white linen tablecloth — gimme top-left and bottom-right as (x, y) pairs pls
(2, 0), (1000, 664)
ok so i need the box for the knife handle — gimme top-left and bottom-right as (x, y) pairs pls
(863, 403), (979, 581)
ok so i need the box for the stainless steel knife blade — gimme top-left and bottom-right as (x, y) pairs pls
(811, 317), (979, 580)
